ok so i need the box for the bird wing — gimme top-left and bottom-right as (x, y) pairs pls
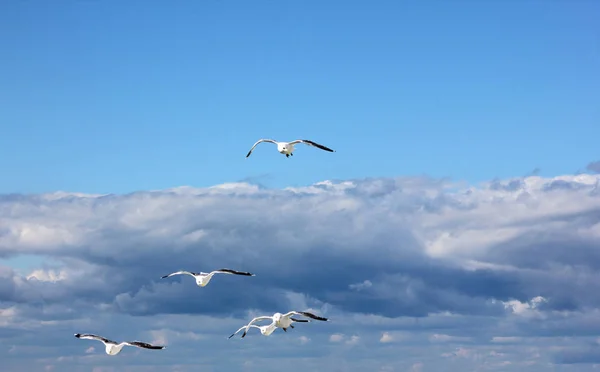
(213, 268), (255, 276)
(228, 325), (248, 339)
(74, 333), (116, 344)
(283, 311), (329, 321)
(160, 270), (197, 279)
(247, 316), (274, 326)
(228, 316), (273, 339)
(288, 139), (335, 152)
(246, 139), (277, 158)
(125, 341), (165, 350)
(228, 324), (260, 339)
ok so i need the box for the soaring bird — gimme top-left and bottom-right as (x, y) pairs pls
(246, 139), (335, 158)
(73, 333), (165, 355)
(160, 268), (255, 287)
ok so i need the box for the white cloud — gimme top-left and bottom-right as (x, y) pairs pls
(409, 362), (424, 372)
(329, 333), (345, 343)
(491, 337), (522, 343)
(428, 333), (471, 343)
(298, 336), (310, 344)
(380, 332), (394, 343)
(327, 333), (359, 345)
(499, 296), (548, 318)
(349, 280), (372, 291)
(346, 335), (360, 345)
(442, 347), (474, 359)
(26, 269), (68, 282)
(1, 173), (600, 371)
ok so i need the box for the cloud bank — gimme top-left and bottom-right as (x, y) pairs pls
(1, 173), (600, 371)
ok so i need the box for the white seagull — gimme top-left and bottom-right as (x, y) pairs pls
(161, 268), (255, 287)
(245, 139), (335, 158)
(74, 333), (165, 355)
(235, 311), (329, 335)
(228, 320), (278, 339)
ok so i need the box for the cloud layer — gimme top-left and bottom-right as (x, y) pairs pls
(2, 173), (600, 371)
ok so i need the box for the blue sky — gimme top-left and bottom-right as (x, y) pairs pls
(1, 0), (598, 194)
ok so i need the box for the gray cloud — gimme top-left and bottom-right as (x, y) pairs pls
(1, 174), (600, 371)
(587, 161), (600, 174)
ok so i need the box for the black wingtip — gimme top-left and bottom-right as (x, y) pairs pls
(303, 139), (335, 152)
(160, 275), (168, 279)
(218, 269), (254, 276)
(291, 318), (310, 322)
(74, 333), (81, 338)
(301, 311), (329, 321)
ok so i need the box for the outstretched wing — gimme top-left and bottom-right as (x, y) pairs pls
(228, 324), (254, 339)
(246, 316), (274, 326)
(214, 268), (255, 276)
(228, 325), (246, 339)
(228, 316), (273, 339)
(74, 333), (115, 344)
(284, 311), (329, 321)
(125, 341), (165, 350)
(161, 270), (198, 279)
(246, 139), (277, 158)
(288, 139), (335, 153)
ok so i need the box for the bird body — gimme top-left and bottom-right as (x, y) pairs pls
(74, 333), (165, 356)
(246, 139), (335, 158)
(161, 268), (254, 287)
(277, 142), (292, 155)
(270, 312), (295, 329)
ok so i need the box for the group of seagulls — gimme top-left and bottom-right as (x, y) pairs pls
(73, 137), (335, 357)
(74, 266), (330, 355)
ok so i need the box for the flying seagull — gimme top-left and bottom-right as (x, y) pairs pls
(245, 139), (335, 158)
(160, 268), (255, 287)
(228, 320), (278, 339)
(236, 311), (329, 334)
(74, 333), (165, 356)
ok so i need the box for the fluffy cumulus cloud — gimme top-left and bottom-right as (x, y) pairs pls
(2, 173), (600, 371)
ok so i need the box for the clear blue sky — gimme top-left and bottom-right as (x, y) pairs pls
(1, 0), (598, 194)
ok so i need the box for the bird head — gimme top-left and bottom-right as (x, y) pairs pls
(260, 325), (273, 335)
